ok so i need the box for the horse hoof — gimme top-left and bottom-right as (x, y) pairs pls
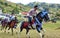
(26, 36), (30, 38)
(29, 36), (30, 38)
(8, 29), (10, 30)
(42, 35), (44, 38)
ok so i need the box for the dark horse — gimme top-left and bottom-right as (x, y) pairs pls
(1, 17), (18, 35)
(20, 11), (50, 38)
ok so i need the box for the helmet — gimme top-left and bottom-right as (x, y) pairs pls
(34, 5), (38, 8)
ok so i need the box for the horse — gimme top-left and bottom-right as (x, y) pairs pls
(0, 18), (8, 30)
(1, 17), (18, 35)
(20, 11), (50, 38)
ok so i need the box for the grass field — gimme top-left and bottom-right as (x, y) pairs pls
(0, 21), (60, 38)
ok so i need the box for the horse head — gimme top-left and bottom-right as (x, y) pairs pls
(43, 13), (50, 22)
(36, 11), (50, 22)
(9, 17), (18, 28)
(14, 17), (19, 23)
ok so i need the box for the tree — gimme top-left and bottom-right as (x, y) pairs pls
(4, 2), (8, 6)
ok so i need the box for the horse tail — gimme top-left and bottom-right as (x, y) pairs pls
(1, 20), (3, 24)
(20, 21), (25, 32)
(20, 21), (25, 28)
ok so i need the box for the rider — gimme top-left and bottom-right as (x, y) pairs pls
(9, 12), (15, 21)
(27, 5), (38, 29)
(9, 12), (17, 28)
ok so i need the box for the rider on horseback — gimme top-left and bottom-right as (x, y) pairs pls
(27, 5), (38, 29)
(9, 12), (17, 28)
(9, 13), (15, 21)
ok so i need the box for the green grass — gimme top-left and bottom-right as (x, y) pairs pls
(0, 21), (60, 38)
(43, 21), (60, 29)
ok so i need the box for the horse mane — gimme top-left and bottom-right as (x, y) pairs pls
(36, 12), (42, 17)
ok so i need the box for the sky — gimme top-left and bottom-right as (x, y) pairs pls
(7, 0), (60, 5)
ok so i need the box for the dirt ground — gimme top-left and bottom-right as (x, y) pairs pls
(0, 21), (60, 38)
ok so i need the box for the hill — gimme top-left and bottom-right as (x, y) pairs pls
(0, 0), (31, 14)
(0, 0), (60, 17)
(27, 2), (60, 17)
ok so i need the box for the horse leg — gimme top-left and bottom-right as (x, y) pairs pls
(20, 21), (24, 32)
(0, 26), (3, 30)
(8, 27), (10, 30)
(20, 26), (23, 32)
(41, 28), (46, 38)
(36, 25), (43, 38)
(26, 28), (30, 38)
(37, 30), (42, 38)
(11, 28), (13, 35)
(1, 24), (4, 30)
(5, 25), (7, 29)
(17, 26), (23, 38)
(0, 26), (4, 32)
(37, 28), (45, 38)
(38, 32), (43, 38)
(4, 25), (7, 33)
(15, 28), (18, 34)
(4, 26), (7, 32)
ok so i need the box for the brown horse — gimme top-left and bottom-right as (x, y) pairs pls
(1, 17), (18, 35)
(8, 20), (17, 35)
